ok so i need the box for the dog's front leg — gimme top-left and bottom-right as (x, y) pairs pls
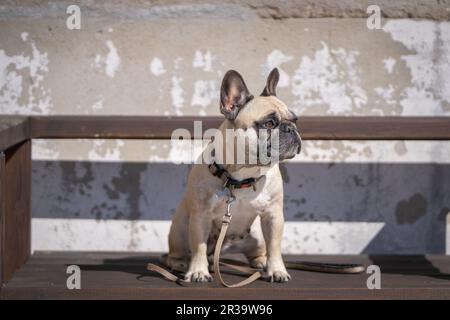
(185, 214), (213, 282)
(260, 208), (291, 282)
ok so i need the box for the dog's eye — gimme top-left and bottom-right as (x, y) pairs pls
(264, 119), (276, 129)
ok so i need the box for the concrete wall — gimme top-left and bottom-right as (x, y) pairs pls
(1, 1), (449, 254)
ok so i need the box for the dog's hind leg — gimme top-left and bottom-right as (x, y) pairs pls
(247, 253), (267, 270)
(244, 239), (267, 270)
(166, 201), (190, 272)
(243, 217), (267, 270)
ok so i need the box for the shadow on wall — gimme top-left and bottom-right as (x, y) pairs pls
(32, 161), (450, 254)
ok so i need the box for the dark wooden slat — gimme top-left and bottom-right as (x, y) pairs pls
(299, 116), (450, 140)
(0, 152), (4, 290)
(2, 140), (31, 284)
(30, 116), (450, 140)
(30, 116), (223, 140)
(3, 287), (450, 300)
(0, 116), (30, 151)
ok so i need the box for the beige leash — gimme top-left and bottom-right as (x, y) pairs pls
(212, 198), (262, 287)
(147, 193), (365, 287)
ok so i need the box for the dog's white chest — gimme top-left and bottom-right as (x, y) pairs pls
(208, 200), (261, 254)
(207, 188), (272, 252)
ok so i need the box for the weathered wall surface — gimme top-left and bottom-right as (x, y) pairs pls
(1, 1), (449, 254)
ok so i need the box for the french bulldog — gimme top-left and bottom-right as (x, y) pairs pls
(164, 68), (302, 282)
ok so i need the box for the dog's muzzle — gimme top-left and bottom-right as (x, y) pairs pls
(279, 122), (301, 160)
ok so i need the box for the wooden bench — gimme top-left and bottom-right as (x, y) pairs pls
(1, 115), (450, 299)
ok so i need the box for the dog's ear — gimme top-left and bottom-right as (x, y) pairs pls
(260, 68), (279, 97)
(220, 70), (253, 120)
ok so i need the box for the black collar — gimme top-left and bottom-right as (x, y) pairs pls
(208, 162), (264, 190)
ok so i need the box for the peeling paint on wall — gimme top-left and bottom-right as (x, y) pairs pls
(191, 80), (218, 115)
(2, 19), (450, 118)
(91, 97), (104, 111)
(149, 57), (166, 76)
(170, 74), (184, 115)
(382, 57), (396, 74)
(94, 40), (121, 78)
(0, 33), (51, 114)
(374, 85), (396, 111)
(383, 20), (450, 115)
(192, 50), (215, 72)
(263, 50), (293, 87)
(88, 139), (125, 161)
(32, 139), (60, 160)
(291, 42), (367, 115)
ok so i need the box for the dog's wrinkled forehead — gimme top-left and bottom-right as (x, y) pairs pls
(234, 96), (293, 128)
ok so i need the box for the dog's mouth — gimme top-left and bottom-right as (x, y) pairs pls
(283, 149), (299, 160)
(259, 140), (301, 163)
(281, 145), (301, 160)
(279, 130), (302, 160)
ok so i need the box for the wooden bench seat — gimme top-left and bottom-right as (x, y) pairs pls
(2, 252), (450, 300)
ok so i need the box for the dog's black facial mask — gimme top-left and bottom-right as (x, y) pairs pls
(220, 70), (253, 120)
(278, 115), (302, 160)
(255, 112), (301, 163)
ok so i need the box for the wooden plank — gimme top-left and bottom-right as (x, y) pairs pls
(298, 116), (450, 140)
(447, 211), (450, 255)
(2, 140), (31, 283)
(0, 152), (4, 290)
(0, 115), (446, 143)
(2, 252), (450, 299)
(30, 116), (450, 140)
(30, 116), (222, 140)
(3, 285), (450, 300)
(0, 116), (30, 152)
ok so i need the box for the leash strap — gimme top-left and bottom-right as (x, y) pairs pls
(212, 199), (262, 287)
(146, 263), (192, 286)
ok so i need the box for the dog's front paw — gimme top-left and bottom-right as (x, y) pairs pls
(267, 257), (291, 282)
(267, 270), (291, 283)
(266, 261), (291, 282)
(185, 270), (213, 283)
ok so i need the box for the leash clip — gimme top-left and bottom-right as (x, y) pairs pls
(223, 212), (232, 224)
(223, 177), (230, 188)
(223, 193), (235, 224)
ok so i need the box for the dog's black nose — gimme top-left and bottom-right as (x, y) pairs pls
(281, 122), (295, 133)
